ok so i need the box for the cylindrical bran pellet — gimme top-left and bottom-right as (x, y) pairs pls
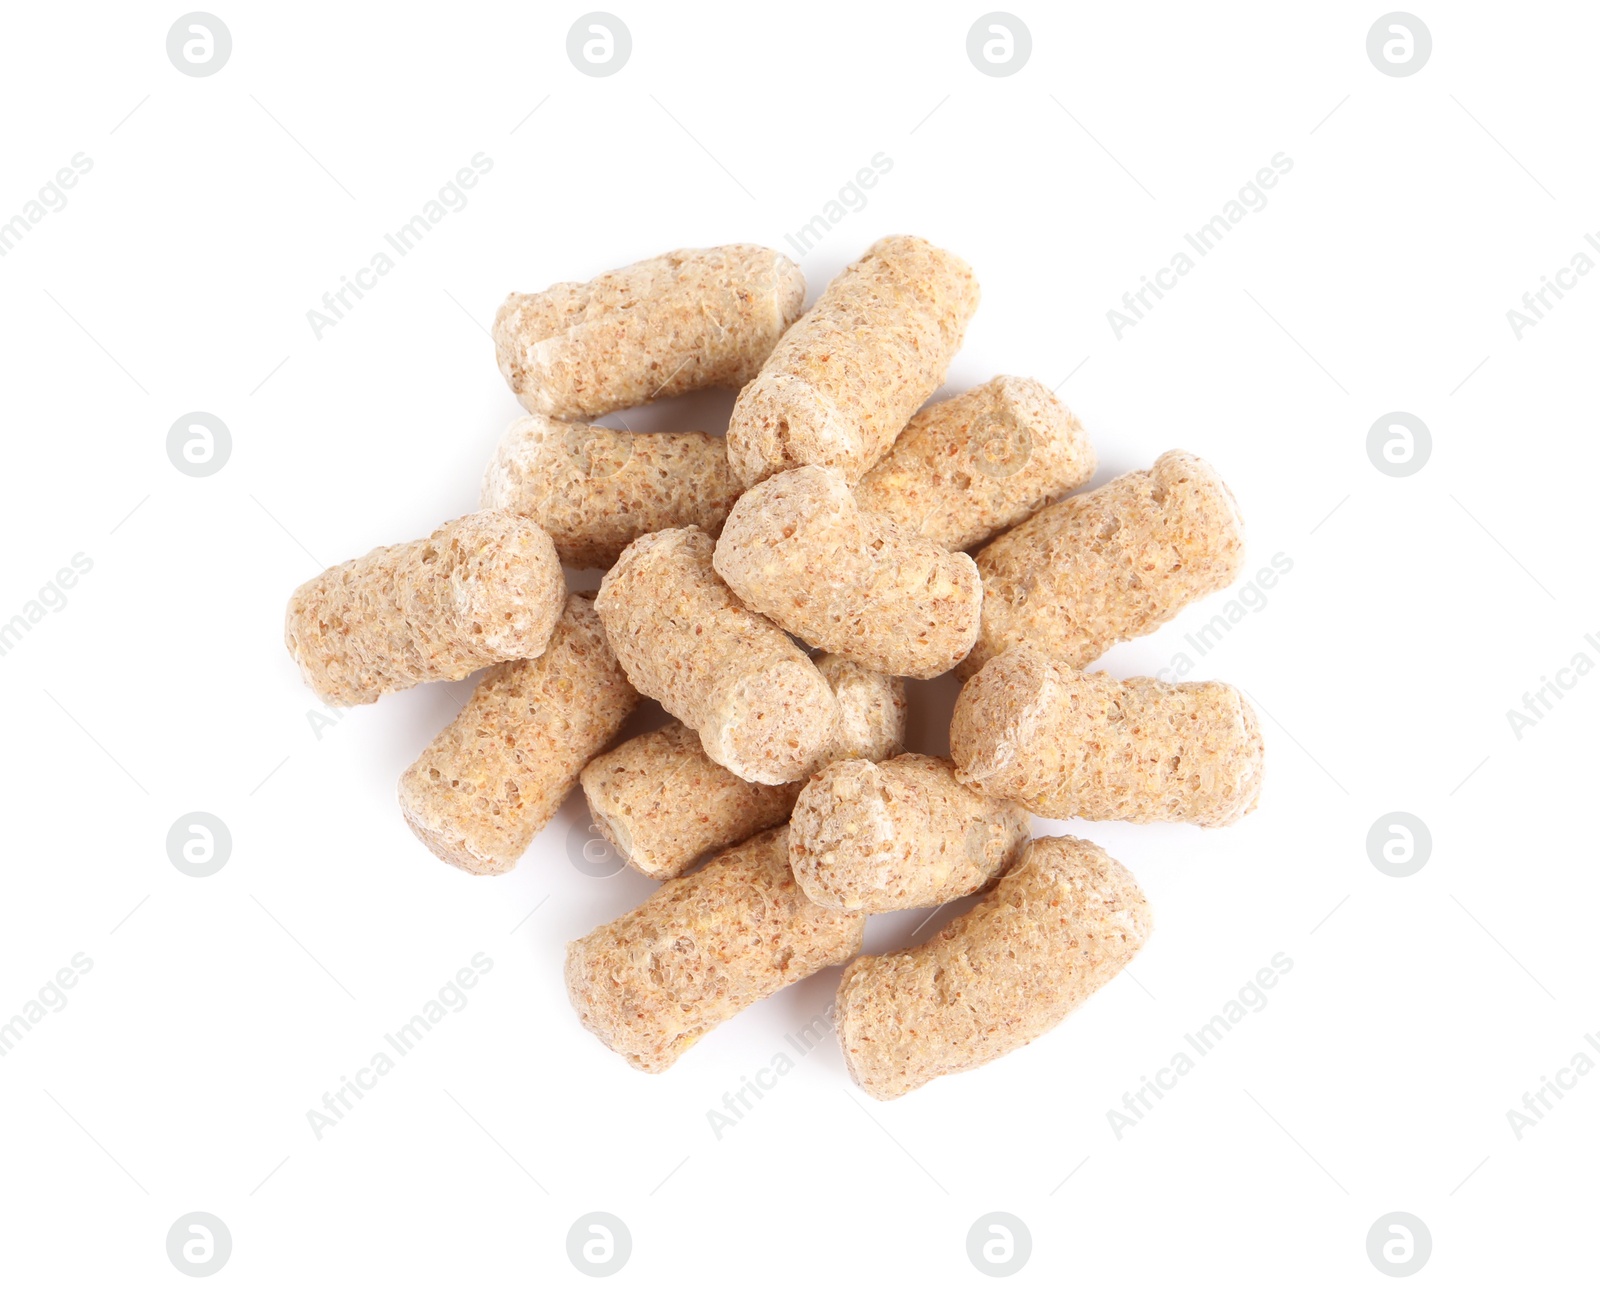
(836, 835), (1152, 1099)
(595, 526), (841, 785)
(397, 593), (639, 876)
(712, 465), (982, 679)
(853, 376), (1096, 551)
(481, 413), (744, 568)
(788, 753), (1030, 913)
(725, 235), (980, 486)
(284, 511), (564, 707)
(579, 655), (905, 881)
(565, 826), (866, 1072)
(494, 245), (806, 419)
(962, 450), (1245, 677)
(949, 643), (1264, 826)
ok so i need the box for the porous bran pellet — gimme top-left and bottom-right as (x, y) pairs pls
(725, 236), (980, 486)
(712, 465), (982, 679)
(564, 826), (865, 1072)
(836, 835), (1151, 1099)
(949, 643), (1264, 826)
(397, 593), (638, 876)
(594, 526), (840, 785)
(494, 246), (806, 419)
(284, 511), (564, 707)
(853, 376), (1096, 551)
(961, 450), (1245, 678)
(787, 753), (1029, 913)
(481, 412), (744, 568)
(579, 655), (905, 881)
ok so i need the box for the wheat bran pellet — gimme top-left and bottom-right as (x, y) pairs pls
(284, 511), (564, 707)
(494, 245), (805, 419)
(787, 753), (1029, 913)
(481, 412), (744, 568)
(565, 825), (865, 1072)
(712, 465), (982, 679)
(853, 376), (1096, 551)
(950, 643), (1264, 826)
(961, 450), (1245, 678)
(725, 236), (980, 486)
(836, 835), (1151, 1099)
(595, 526), (840, 785)
(580, 655), (905, 881)
(397, 593), (638, 875)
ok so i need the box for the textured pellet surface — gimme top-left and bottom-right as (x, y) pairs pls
(963, 450), (1245, 677)
(595, 526), (840, 784)
(836, 836), (1151, 1099)
(854, 376), (1096, 551)
(284, 511), (564, 707)
(726, 236), (979, 486)
(950, 643), (1264, 826)
(397, 593), (638, 876)
(788, 753), (1029, 913)
(565, 826), (866, 1072)
(580, 655), (905, 880)
(481, 414), (744, 568)
(494, 245), (805, 419)
(713, 465), (981, 679)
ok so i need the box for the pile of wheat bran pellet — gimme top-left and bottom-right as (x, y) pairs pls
(282, 236), (1263, 1098)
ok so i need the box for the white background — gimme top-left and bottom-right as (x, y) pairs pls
(1, 1), (1595, 1285)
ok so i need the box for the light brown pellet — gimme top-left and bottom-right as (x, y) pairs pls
(961, 450), (1245, 678)
(788, 753), (1029, 913)
(949, 643), (1264, 826)
(481, 413), (744, 568)
(725, 235), (980, 486)
(565, 826), (865, 1072)
(579, 655), (905, 881)
(397, 593), (639, 876)
(712, 465), (982, 679)
(595, 526), (840, 785)
(284, 511), (564, 708)
(854, 376), (1096, 551)
(836, 835), (1151, 1099)
(494, 245), (805, 420)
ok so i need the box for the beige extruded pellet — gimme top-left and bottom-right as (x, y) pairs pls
(481, 413), (745, 569)
(579, 655), (905, 881)
(595, 526), (840, 785)
(565, 826), (865, 1072)
(853, 376), (1096, 551)
(949, 643), (1264, 827)
(284, 512), (564, 708)
(494, 245), (806, 419)
(726, 236), (980, 486)
(788, 753), (1029, 913)
(712, 466), (982, 679)
(398, 593), (638, 876)
(837, 835), (1151, 1099)
(962, 450), (1245, 678)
